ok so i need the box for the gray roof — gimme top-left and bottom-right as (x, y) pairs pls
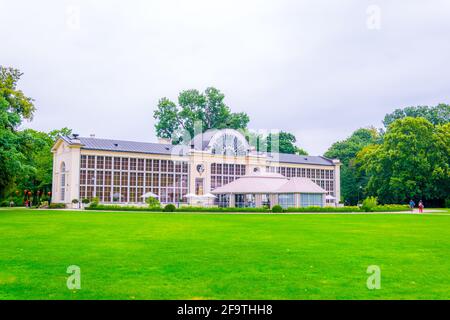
(60, 135), (336, 166)
(267, 153), (335, 166)
(63, 136), (190, 156)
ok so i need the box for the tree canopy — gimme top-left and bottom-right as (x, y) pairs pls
(383, 103), (450, 127)
(154, 87), (250, 144)
(357, 117), (449, 204)
(324, 127), (380, 204)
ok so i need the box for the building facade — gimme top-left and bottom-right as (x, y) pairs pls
(51, 129), (340, 208)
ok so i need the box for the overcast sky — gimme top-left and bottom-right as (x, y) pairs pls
(1, 0), (449, 155)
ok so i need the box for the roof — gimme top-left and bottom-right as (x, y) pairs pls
(275, 178), (327, 193)
(61, 136), (190, 156)
(211, 173), (327, 194)
(267, 153), (334, 166)
(57, 134), (337, 166)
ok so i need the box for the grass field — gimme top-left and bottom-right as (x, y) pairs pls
(0, 208), (449, 300)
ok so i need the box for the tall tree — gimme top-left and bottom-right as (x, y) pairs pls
(265, 131), (308, 155)
(357, 117), (450, 204)
(0, 67), (36, 197)
(154, 87), (250, 144)
(324, 127), (380, 204)
(383, 103), (450, 127)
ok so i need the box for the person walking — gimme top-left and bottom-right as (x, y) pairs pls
(418, 200), (424, 213)
(409, 199), (415, 213)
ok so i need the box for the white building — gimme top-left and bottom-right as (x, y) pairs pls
(51, 129), (340, 208)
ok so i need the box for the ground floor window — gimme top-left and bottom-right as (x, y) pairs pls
(235, 194), (256, 208)
(300, 193), (323, 207)
(215, 194), (230, 207)
(278, 194), (295, 209)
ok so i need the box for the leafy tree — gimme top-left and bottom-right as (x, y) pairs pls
(324, 127), (380, 204)
(154, 87), (250, 144)
(0, 67), (36, 197)
(357, 117), (450, 204)
(383, 104), (450, 127)
(266, 131), (308, 155)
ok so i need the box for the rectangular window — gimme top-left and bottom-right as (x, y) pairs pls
(114, 157), (121, 170)
(81, 155), (87, 169)
(105, 171), (112, 186)
(300, 193), (323, 207)
(97, 156), (104, 169)
(278, 194), (296, 209)
(145, 159), (152, 171)
(161, 160), (167, 172)
(80, 170), (87, 185)
(153, 160), (160, 171)
(121, 158), (129, 171)
(104, 187), (111, 202)
(114, 172), (120, 186)
(87, 156), (95, 169)
(130, 158), (137, 171)
(105, 156), (112, 170)
(137, 173), (144, 187)
(121, 172), (128, 186)
(195, 178), (204, 195)
(87, 170), (95, 185)
(138, 159), (144, 171)
(96, 171), (104, 185)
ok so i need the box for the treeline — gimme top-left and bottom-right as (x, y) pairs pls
(325, 104), (450, 206)
(0, 66), (71, 206)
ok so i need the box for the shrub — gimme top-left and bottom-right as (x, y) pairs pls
(362, 197), (378, 212)
(372, 204), (410, 212)
(49, 203), (66, 209)
(146, 197), (161, 209)
(85, 204), (163, 212)
(72, 199), (79, 204)
(91, 197), (100, 205)
(81, 198), (90, 204)
(286, 206), (361, 212)
(272, 205), (283, 213)
(163, 204), (176, 212)
(0, 200), (10, 207)
(39, 201), (49, 208)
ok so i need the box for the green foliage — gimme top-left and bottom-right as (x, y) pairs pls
(85, 204), (163, 212)
(48, 203), (65, 209)
(383, 104), (450, 127)
(145, 196), (161, 209)
(153, 87), (250, 144)
(272, 205), (283, 213)
(285, 206), (361, 212)
(91, 197), (100, 205)
(81, 198), (90, 204)
(357, 117), (450, 204)
(163, 204), (176, 212)
(371, 204), (410, 212)
(172, 206), (270, 212)
(324, 127), (380, 205)
(361, 197), (378, 212)
(72, 199), (79, 204)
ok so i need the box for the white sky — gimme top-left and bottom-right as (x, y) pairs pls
(1, 0), (449, 155)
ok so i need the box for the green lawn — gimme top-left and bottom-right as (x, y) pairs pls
(0, 208), (449, 300)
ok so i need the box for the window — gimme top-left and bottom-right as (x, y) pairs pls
(300, 194), (323, 207)
(60, 162), (66, 201)
(195, 178), (204, 195)
(278, 194), (295, 209)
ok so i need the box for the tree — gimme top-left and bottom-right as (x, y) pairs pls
(154, 87), (250, 144)
(0, 67), (36, 197)
(357, 117), (450, 204)
(266, 131), (308, 155)
(324, 127), (380, 204)
(383, 104), (450, 127)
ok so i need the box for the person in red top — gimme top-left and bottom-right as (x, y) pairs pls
(418, 200), (424, 213)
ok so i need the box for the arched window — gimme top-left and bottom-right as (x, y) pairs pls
(208, 129), (249, 156)
(60, 162), (66, 201)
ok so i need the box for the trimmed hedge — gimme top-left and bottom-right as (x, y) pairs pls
(48, 203), (66, 209)
(86, 204), (162, 212)
(85, 204), (410, 213)
(285, 206), (360, 213)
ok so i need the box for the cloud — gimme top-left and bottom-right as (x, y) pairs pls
(1, 0), (449, 154)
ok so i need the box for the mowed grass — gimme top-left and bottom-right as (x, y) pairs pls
(0, 208), (449, 300)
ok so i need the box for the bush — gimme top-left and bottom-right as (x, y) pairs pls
(362, 197), (378, 212)
(85, 204), (163, 212)
(39, 201), (49, 208)
(286, 206), (361, 212)
(91, 197), (100, 205)
(0, 200), (10, 207)
(445, 199), (450, 208)
(371, 204), (410, 212)
(72, 199), (79, 204)
(81, 198), (90, 204)
(272, 205), (283, 213)
(163, 204), (176, 212)
(146, 197), (161, 209)
(48, 203), (66, 209)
